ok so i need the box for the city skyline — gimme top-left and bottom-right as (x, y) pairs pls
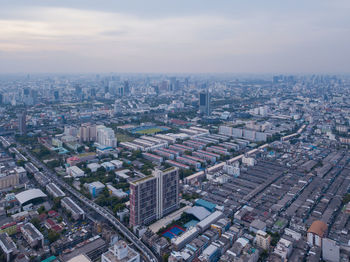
(0, 0), (349, 74)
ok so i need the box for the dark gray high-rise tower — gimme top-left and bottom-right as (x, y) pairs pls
(18, 111), (27, 135)
(199, 89), (210, 116)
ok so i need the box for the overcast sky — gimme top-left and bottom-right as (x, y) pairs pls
(0, 0), (349, 74)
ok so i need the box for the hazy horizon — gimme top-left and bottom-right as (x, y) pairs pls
(0, 0), (349, 74)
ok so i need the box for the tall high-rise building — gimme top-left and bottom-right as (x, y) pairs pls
(123, 81), (130, 96)
(129, 167), (179, 227)
(104, 85), (109, 94)
(199, 89), (211, 116)
(79, 123), (96, 142)
(18, 111), (27, 135)
(54, 90), (59, 101)
(90, 88), (96, 98)
(96, 125), (117, 147)
(75, 84), (83, 100)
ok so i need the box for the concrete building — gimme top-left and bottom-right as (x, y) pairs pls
(20, 223), (44, 248)
(171, 227), (200, 251)
(322, 238), (339, 262)
(307, 220), (327, 247)
(110, 160), (123, 169)
(107, 185), (128, 198)
(256, 230), (271, 250)
(0, 173), (19, 190)
(87, 163), (101, 173)
(130, 167), (179, 227)
(101, 240), (140, 262)
(61, 197), (85, 220)
(87, 181), (105, 197)
(199, 90), (210, 116)
(79, 123), (97, 142)
(18, 111), (27, 135)
(250, 219), (266, 233)
(97, 125), (117, 147)
(273, 238), (293, 260)
(14, 166), (27, 179)
(0, 233), (17, 262)
(46, 183), (66, 198)
(67, 166), (85, 178)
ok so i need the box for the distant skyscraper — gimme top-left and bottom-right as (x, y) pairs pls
(30, 90), (38, 104)
(118, 86), (124, 97)
(170, 77), (176, 91)
(129, 167), (179, 227)
(54, 90), (59, 101)
(23, 88), (30, 96)
(90, 88), (96, 98)
(18, 111), (27, 135)
(123, 81), (130, 96)
(199, 90), (211, 116)
(75, 84), (82, 99)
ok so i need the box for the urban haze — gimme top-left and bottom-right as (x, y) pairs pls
(0, 1), (349, 262)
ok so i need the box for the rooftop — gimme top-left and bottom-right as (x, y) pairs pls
(15, 188), (47, 205)
(307, 220), (328, 237)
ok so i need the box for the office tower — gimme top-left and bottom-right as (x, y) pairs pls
(54, 90), (59, 101)
(90, 88), (96, 98)
(152, 85), (159, 94)
(31, 89), (38, 104)
(129, 167), (179, 227)
(75, 84), (82, 100)
(18, 111), (27, 135)
(123, 81), (130, 96)
(199, 89), (211, 116)
(170, 77), (176, 91)
(0, 93), (3, 105)
(185, 77), (189, 88)
(104, 85), (109, 94)
(23, 88), (30, 96)
(160, 81), (168, 93)
(117, 86), (124, 97)
(96, 125), (117, 147)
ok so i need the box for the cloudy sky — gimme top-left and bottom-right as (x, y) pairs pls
(0, 0), (349, 74)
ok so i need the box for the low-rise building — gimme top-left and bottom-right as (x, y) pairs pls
(87, 163), (101, 173)
(87, 181), (105, 197)
(46, 183), (66, 198)
(67, 166), (85, 178)
(20, 223), (44, 248)
(307, 220), (327, 247)
(107, 185), (128, 198)
(101, 240), (140, 262)
(273, 238), (293, 260)
(0, 233), (17, 262)
(61, 197), (85, 220)
(110, 160), (123, 169)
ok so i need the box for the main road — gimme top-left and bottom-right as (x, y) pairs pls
(18, 145), (159, 262)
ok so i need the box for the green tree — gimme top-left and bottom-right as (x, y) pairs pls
(48, 230), (60, 243)
(37, 205), (46, 214)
